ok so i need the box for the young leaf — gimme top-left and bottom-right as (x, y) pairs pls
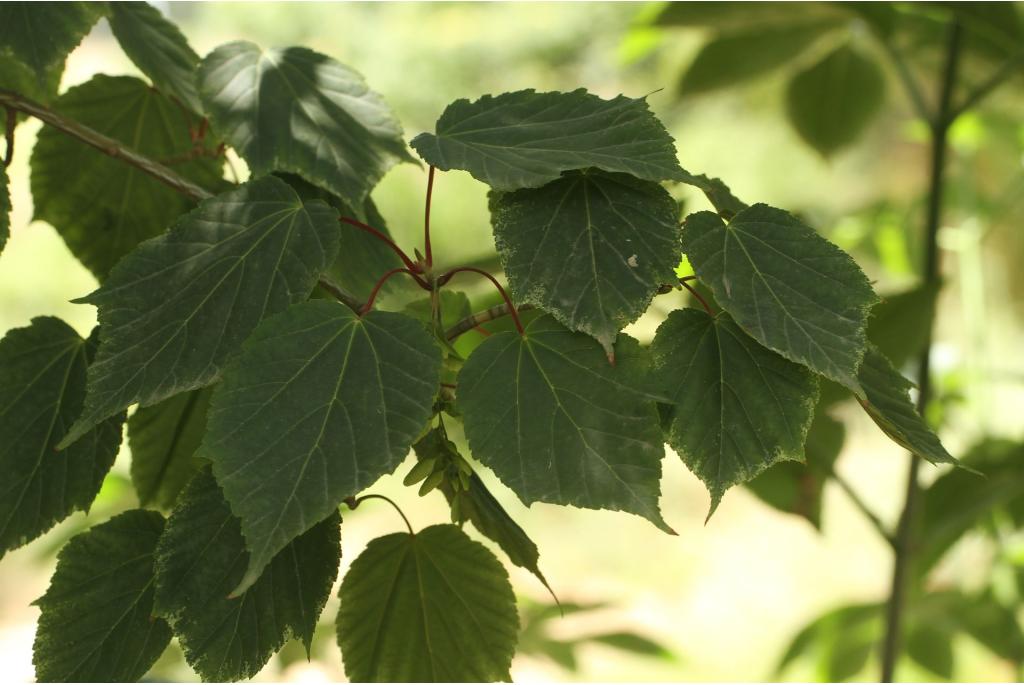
(681, 204), (878, 391)
(128, 387), (213, 509)
(411, 89), (686, 191)
(855, 345), (957, 467)
(59, 176), (339, 447)
(0, 318), (123, 557)
(198, 41), (413, 207)
(0, 2), (104, 84)
(30, 75), (226, 278)
(336, 524), (518, 682)
(785, 43), (886, 157)
(107, 2), (203, 113)
(490, 169), (680, 357)
(201, 301), (441, 595)
(0, 165), (8, 254)
(32, 510), (172, 682)
(679, 21), (838, 96)
(413, 425), (552, 591)
(651, 309), (819, 513)
(458, 315), (672, 532)
(154, 468), (341, 681)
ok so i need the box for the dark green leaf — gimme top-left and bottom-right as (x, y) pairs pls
(154, 468), (340, 681)
(0, 318), (123, 557)
(654, 2), (840, 28)
(413, 425), (551, 591)
(411, 89), (686, 191)
(746, 407), (845, 528)
(905, 622), (954, 678)
(867, 282), (940, 368)
(651, 309), (818, 512)
(681, 204), (878, 391)
(336, 524), (518, 682)
(855, 345), (957, 467)
(128, 387), (213, 509)
(0, 2), (103, 83)
(278, 172), (402, 301)
(59, 176), (339, 448)
(458, 315), (671, 532)
(588, 632), (674, 659)
(490, 169), (680, 356)
(201, 300), (441, 594)
(785, 43), (886, 157)
(678, 171), (748, 219)
(108, 2), (203, 113)
(679, 21), (838, 96)
(0, 165), (8, 254)
(198, 41), (412, 207)
(0, 52), (62, 107)
(30, 75), (225, 278)
(32, 510), (171, 682)
(918, 439), (1024, 574)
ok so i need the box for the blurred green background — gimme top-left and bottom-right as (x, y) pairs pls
(1, 2), (1023, 681)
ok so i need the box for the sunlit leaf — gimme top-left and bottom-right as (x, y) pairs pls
(0, 2), (103, 84)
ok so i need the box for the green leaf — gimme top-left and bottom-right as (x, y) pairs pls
(651, 309), (819, 512)
(0, 318), (123, 557)
(32, 510), (172, 682)
(128, 387), (213, 509)
(198, 41), (412, 207)
(403, 289), (474, 332)
(0, 2), (103, 83)
(681, 204), (878, 391)
(0, 52), (62, 107)
(867, 282), (941, 369)
(413, 424), (552, 591)
(411, 89), (686, 191)
(745, 406), (845, 528)
(785, 43), (886, 157)
(776, 603), (883, 681)
(278, 172), (402, 301)
(679, 21), (838, 96)
(678, 171), (748, 220)
(108, 2), (203, 113)
(458, 315), (671, 532)
(905, 622), (954, 679)
(201, 300), (441, 594)
(918, 439), (1024, 574)
(30, 75), (226, 278)
(588, 632), (674, 659)
(855, 345), (957, 467)
(490, 169), (680, 356)
(0, 165), (8, 255)
(336, 524), (518, 682)
(654, 2), (839, 29)
(154, 468), (340, 681)
(59, 176), (339, 448)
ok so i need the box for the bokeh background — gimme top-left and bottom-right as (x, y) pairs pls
(1, 2), (1023, 681)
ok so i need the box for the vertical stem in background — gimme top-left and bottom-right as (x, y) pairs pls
(424, 166), (436, 267)
(880, 19), (962, 683)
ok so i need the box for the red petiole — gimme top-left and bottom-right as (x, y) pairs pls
(361, 267), (430, 315)
(680, 279), (714, 316)
(340, 217), (422, 274)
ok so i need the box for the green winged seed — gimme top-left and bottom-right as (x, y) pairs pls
(404, 457), (437, 486)
(201, 301), (442, 595)
(651, 308), (819, 514)
(681, 204), (878, 391)
(419, 470), (445, 496)
(411, 88), (687, 191)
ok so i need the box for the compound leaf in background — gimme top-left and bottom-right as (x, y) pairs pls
(490, 169), (680, 357)
(108, 1), (203, 113)
(458, 315), (671, 532)
(681, 204), (878, 391)
(786, 43), (886, 157)
(202, 301), (441, 595)
(776, 603), (883, 681)
(59, 176), (339, 448)
(867, 282), (941, 368)
(199, 41), (413, 207)
(651, 309), (818, 512)
(855, 345), (957, 467)
(336, 524), (518, 682)
(30, 75), (225, 278)
(154, 468), (341, 681)
(679, 21), (838, 96)
(0, 318), (123, 557)
(32, 510), (171, 682)
(0, 2), (103, 84)
(413, 425), (552, 592)
(411, 89), (686, 191)
(128, 387), (213, 509)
